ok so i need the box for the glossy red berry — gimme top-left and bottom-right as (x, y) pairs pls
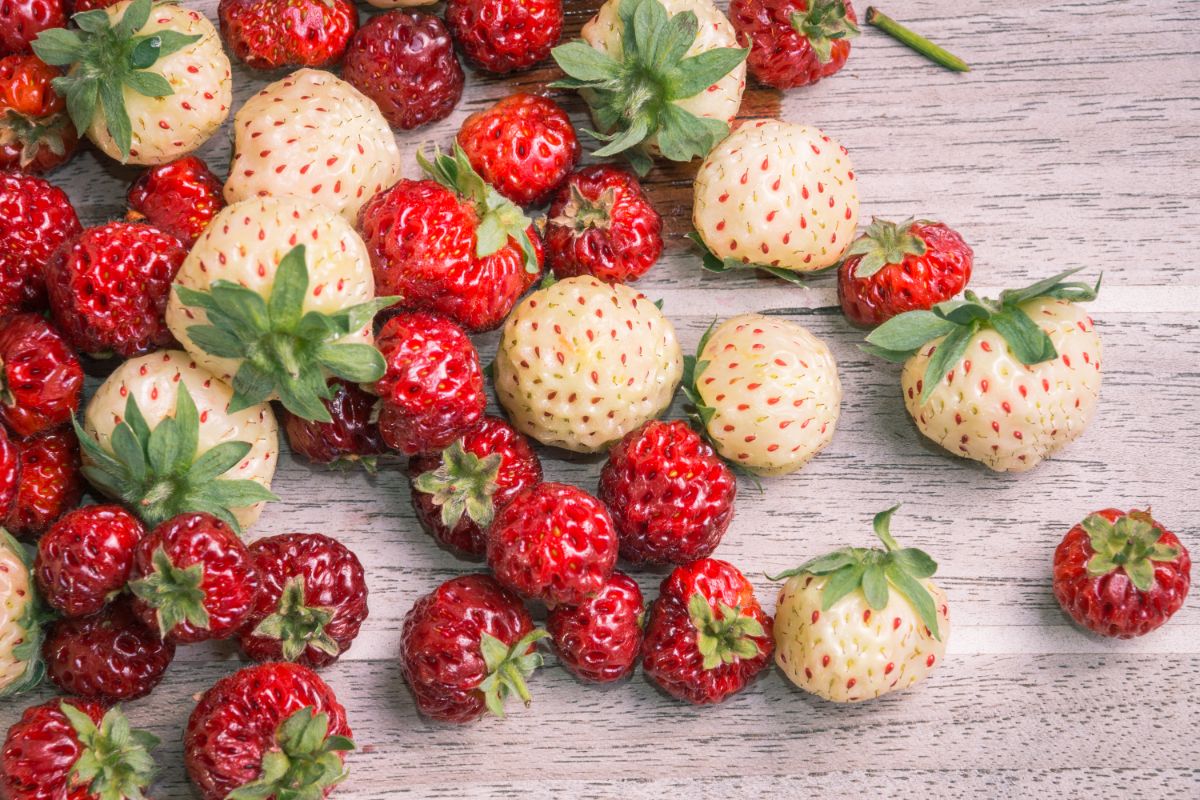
(281, 378), (387, 468)
(0, 313), (83, 438)
(218, 0), (358, 70)
(35, 504), (146, 618)
(0, 171), (80, 316)
(0, 426), (18, 521)
(4, 426), (80, 538)
(731, 0), (859, 89)
(445, 0), (563, 74)
(548, 571), (644, 683)
(0, 53), (78, 173)
(0, 0), (67, 55)
(126, 155), (225, 246)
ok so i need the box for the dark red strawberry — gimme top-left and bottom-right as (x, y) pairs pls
(0, 53), (77, 173)
(445, 0), (562, 74)
(126, 155), (225, 247)
(5, 426), (81, 538)
(1053, 508), (1191, 639)
(0, 171), (79, 316)
(342, 10), (463, 130)
(0, 426), (16, 520)
(641, 558), (773, 705)
(399, 573), (546, 723)
(547, 571), (644, 683)
(731, 0), (859, 89)
(281, 378), (387, 469)
(0, 0), (67, 55)
(0, 313), (82, 437)
(128, 512), (260, 644)
(837, 218), (974, 327)
(70, 0), (123, 10)
(218, 0), (357, 70)
(35, 504), (146, 618)
(185, 662), (353, 800)
(239, 532), (368, 668)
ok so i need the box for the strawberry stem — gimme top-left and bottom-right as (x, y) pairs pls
(865, 7), (969, 73)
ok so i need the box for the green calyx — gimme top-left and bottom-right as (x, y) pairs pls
(0, 529), (53, 698)
(844, 217), (927, 279)
(417, 144), (539, 274)
(60, 701), (159, 800)
(862, 267), (1101, 404)
(1082, 511), (1179, 593)
(226, 706), (354, 800)
(31, 0), (200, 161)
(790, 0), (860, 64)
(1, 109), (73, 168)
(551, 0), (749, 175)
(550, 183), (615, 233)
(412, 440), (503, 531)
(769, 505), (943, 640)
(477, 629), (549, 718)
(251, 575), (339, 662)
(73, 381), (278, 534)
(127, 546), (209, 636)
(173, 244), (397, 424)
(688, 593), (766, 670)
(686, 231), (829, 284)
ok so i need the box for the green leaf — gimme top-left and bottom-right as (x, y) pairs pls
(316, 344), (386, 384)
(174, 284), (219, 312)
(885, 562), (941, 640)
(865, 310), (959, 355)
(858, 342), (914, 364)
(146, 416), (181, 478)
(645, 8), (697, 69)
(667, 45), (749, 100)
(654, 104), (729, 164)
(820, 563), (865, 610)
(72, 9), (113, 34)
(124, 69), (174, 99)
(269, 245), (309, 333)
(989, 306), (1058, 366)
(861, 563), (889, 609)
(114, 0), (152, 39)
(188, 441), (252, 482)
(632, 0), (670, 65)
(195, 479), (278, 512)
(30, 27), (85, 65)
(209, 282), (271, 333)
(890, 548), (938, 579)
(591, 115), (652, 159)
(110, 422), (147, 484)
(171, 382), (200, 471)
(186, 325), (246, 359)
(918, 322), (976, 405)
(62, 79), (99, 139)
(550, 41), (623, 83)
(276, 376), (334, 424)
(229, 361), (276, 413)
(937, 300), (991, 326)
(99, 77), (132, 160)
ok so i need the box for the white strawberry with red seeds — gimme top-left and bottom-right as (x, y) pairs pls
(0, 529), (48, 696)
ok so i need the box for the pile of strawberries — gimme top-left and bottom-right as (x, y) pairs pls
(0, 0), (1192, 798)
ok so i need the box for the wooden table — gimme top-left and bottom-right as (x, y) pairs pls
(4, 0), (1199, 797)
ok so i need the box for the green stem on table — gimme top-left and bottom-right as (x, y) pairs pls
(866, 7), (970, 72)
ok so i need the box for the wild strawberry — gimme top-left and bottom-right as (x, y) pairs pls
(185, 662), (353, 800)
(865, 269), (1102, 472)
(128, 512), (261, 644)
(0, 313), (83, 438)
(547, 570), (644, 683)
(239, 532), (368, 668)
(0, 0), (66, 54)
(281, 379), (388, 469)
(641, 557), (773, 704)
(731, 0), (858, 89)
(0, 171), (80, 316)
(494, 275), (683, 452)
(0, 53), (78, 173)
(342, 10), (463, 130)
(488, 482), (618, 606)
(126, 155), (225, 247)
(772, 506), (950, 702)
(1053, 509), (1190, 639)
(446, 0), (562, 73)
(4, 426), (80, 538)
(34, 504), (145, 618)
(219, 0), (357, 70)
(399, 573), (547, 723)
(0, 528), (49, 696)
(0, 429), (18, 525)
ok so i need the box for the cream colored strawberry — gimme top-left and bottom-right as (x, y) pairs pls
(224, 68), (403, 222)
(0, 529), (46, 697)
(685, 314), (841, 476)
(494, 276), (683, 453)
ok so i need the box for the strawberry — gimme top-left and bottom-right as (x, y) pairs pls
(281, 379), (388, 469)
(342, 10), (463, 131)
(358, 145), (543, 332)
(864, 269), (1102, 472)
(772, 506), (950, 702)
(126, 155), (225, 247)
(838, 218), (974, 327)
(374, 311), (485, 456)
(0, 0), (66, 54)
(5, 426), (80, 538)
(547, 570), (644, 683)
(128, 511), (261, 644)
(554, 0), (749, 174)
(641, 557), (773, 704)
(494, 275), (683, 452)
(408, 415), (542, 557)
(219, 0), (357, 70)
(545, 164), (663, 283)
(239, 532), (368, 668)
(445, 0), (562, 74)
(682, 313), (842, 476)
(71, 0), (124, 11)
(599, 419), (736, 565)
(487, 482), (618, 606)
(34, 504), (145, 618)
(0, 171), (79, 316)
(0, 430), (17, 525)
(0, 313), (83, 438)
(0, 528), (50, 697)
(185, 661), (353, 800)
(731, 0), (858, 89)
(399, 573), (547, 723)
(1053, 509), (1191, 639)
(46, 221), (187, 358)
(0, 53), (78, 173)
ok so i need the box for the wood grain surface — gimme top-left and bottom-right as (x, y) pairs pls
(3, 0), (1199, 798)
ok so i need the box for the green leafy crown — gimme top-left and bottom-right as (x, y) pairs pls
(843, 217), (928, 279)
(127, 545), (210, 636)
(685, 231), (822, 285)
(0, 529), (53, 698)
(688, 593), (766, 670)
(791, 0), (860, 63)
(60, 701), (159, 800)
(551, 0), (749, 175)
(1, 109), (73, 169)
(250, 575), (340, 662)
(1081, 510), (1180, 593)
(226, 706), (354, 800)
(412, 440), (503, 531)
(477, 629), (549, 718)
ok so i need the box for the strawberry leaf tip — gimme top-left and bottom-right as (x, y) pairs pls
(412, 440), (503, 530)
(128, 546), (211, 636)
(687, 593), (765, 670)
(60, 702), (159, 800)
(687, 231), (828, 284)
(843, 217), (928, 279)
(790, 0), (860, 64)
(250, 575), (340, 662)
(1081, 510), (1180, 593)
(478, 629), (549, 718)
(225, 706), (353, 800)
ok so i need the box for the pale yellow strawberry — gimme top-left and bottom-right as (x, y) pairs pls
(0, 530), (44, 696)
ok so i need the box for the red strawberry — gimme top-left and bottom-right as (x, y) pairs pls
(641, 558), (773, 705)
(281, 378), (388, 469)
(46, 221), (187, 358)
(4, 425), (80, 538)
(342, 10), (463, 130)
(128, 512), (261, 644)
(0, 426), (16, 520)
(70, 0), (123, 10)
(218, 0), (358, 70)
(731, 0), (859, 89)
(35, 504), (146, 618)
(488, 482), (618, 606)
(239, 532), (368, 668)
(408, 414), (542, 557)
(185, 661), (353, 800)
(837, 218), (974, 327)
(545, 164), (663, 284)
(1053, 508), (1191, 639)
(0, 0), (66, 55)
(0, 53), (77, 173)
(0, 313), (82, 437)
(126, 155), (225, 247)
(599, 420), (737, 566)
(547, 570), (644, 683)
(399, 573), (546, 723)
(0, 171), (80, 316)
(445, 0), (562, 74)
(456, 93), (579, 207)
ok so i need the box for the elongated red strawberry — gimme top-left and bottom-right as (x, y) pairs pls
(4, 426), (81, 538)
(0, 427), (17, 521)
(219, 0), (357, 70)
(445, 0), (563, 74)
(0, 53), (78, 173)
(547, 571), (644, 683)
(0, 0), (66, 55)
(281, 379), (388, 469)
(0, 313), (82, 438)
(35, 504), (146, 618)
(126, 155), (225, 247)
(0, 171), (80, 316)
(731, 0), (859, 89)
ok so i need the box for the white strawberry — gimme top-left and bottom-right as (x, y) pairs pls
(692, 119), (859, 277)
(773, 506), (950, 703)
(0, 529), (48, 697)
(224, 68), (403, 223)
(683, 313), (841, 477)
(865, 270), (1102, 472)
(493, 275), (683, 453)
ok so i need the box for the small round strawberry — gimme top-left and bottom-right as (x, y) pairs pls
(342, 10), (463, 130)
(46, 221), (187, 358)
(547, 571), (644, 683)
(126, 155), (225, 247)
(408, 414), (543, 557)
(0, 171), (80, 316)
(445, 0), (562, 74)
(1053, 508), (1191, 639)
(0, 0), (66, 55)
(400, 573), (547, 723)
(731, 0), (859, 89)
(0, 53), (78, 173)
(641, 558), (773, 705)
(4, 426), (80, 538)
(219, 0), (358, 70)
(239, 532), (368, 668)
(281, 378), (388, 469)
(35, 504), (146, 618)
(0, 313), (82, 438)
(0, 427), (17, 521)
(128, 512), (261, 644)
(488, 482), (618, 606)
(185, 661), (353, 800)
(838, 218), (974, 327)
(599, 420), (737, 566)
(456, 93), (579, 207)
